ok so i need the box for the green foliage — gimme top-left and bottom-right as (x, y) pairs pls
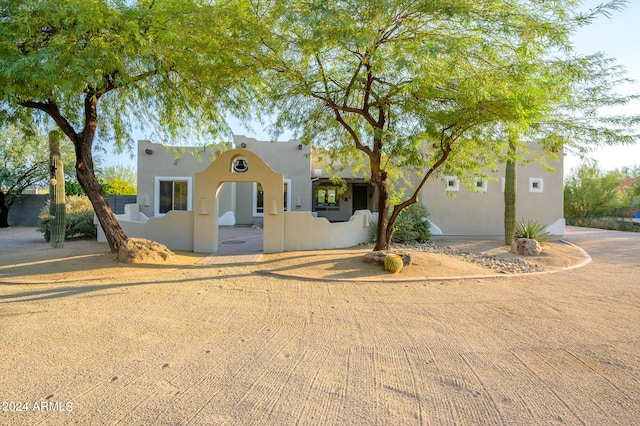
(515, 219), (551, 243)
(0, 0), (262, 148)
(392, 204), (432, 244)
(384, 254), (403, 274)
(98, 164), (137, 195)
(0, 126), (49, 207)
(101, 179), (137, 196)
(257, 0), (639, 250)
(65, 180), (86, 196)
(1, 125), (75, 227)
(564, 163), (626, 226)
(370, 203), (431, 244)
(0, 0), (264, 249)
(38, 196), (96, 241)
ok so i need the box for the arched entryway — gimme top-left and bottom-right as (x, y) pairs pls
(193, 149), (284, 253)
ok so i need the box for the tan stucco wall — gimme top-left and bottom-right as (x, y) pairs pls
(283, 210), (374, 251)
(136, 140), (234, 218)
(97, 211), (195, 251)
(137, 138), (314, 224)
(131, 138), (564, 248)
(194, 149), (285, 253)
(420, 157), (564, 238)
(234, 136), (313, 223)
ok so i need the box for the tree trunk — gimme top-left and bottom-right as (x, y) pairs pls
(0, 192), (9, 228)
(75, 135), (127, 252)
(504, 138), (517, 245)
(373, 175), (391, 251)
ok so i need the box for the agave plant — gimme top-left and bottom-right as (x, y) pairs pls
(515, 219), (551, 243)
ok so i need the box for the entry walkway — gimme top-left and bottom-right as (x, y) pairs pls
(196, 226), (264, 265)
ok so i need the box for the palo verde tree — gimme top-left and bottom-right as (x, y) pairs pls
(254, 0), (638, 250)
(0, 0), (260, 251)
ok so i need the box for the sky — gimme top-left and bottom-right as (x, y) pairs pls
(109, 0), (640, 176)
(564, 0), (640, 174)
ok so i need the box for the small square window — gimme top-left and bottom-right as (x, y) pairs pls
(445, 176), (460, 192)
(475, 180), (488, 192)
(529, 178), (544, 193)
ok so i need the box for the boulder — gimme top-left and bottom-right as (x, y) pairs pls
(362, 250), (412, 266)
(510, 238), (542, 256)
(118, 238), (174, 264)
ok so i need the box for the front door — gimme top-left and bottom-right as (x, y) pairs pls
(352, 185), (368, 215)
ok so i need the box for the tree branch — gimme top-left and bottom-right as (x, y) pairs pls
(19, 100), (78, 142)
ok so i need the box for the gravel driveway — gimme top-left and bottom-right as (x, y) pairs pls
(0, 226), (638, 425)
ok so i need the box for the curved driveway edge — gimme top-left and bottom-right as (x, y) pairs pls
(257, 239), (593, 282)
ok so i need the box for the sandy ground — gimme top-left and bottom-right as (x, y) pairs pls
(0, 227), (586, 284)
(0, 226), (638, 425)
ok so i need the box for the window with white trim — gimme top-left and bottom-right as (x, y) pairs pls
(445, 176), (460, 192)
(252, 179), (291, 217)
(475, 179), (488, 192)
(529, 177), (544, 193)
(154, 177), (193, 216)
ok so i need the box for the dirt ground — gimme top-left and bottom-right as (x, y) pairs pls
(0, 227), (586, 284)
(0, 226), (638, 425)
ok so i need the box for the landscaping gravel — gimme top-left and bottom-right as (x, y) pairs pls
(396, 241), (544, 274)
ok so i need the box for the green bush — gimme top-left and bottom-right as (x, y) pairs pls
(370, 203), (431, 244)
(515, 219), (550, 243)
(38, 195), (96, 241)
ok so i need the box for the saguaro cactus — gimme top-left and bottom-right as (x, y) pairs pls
(49, 131), (66, 248)
(504, 136), (517, 245)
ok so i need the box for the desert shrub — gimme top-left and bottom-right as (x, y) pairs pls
(370, 203), (431, 244)
(38, 195), (96, 241)
(564, 164), (625, 226)
(515, 219), (550, 243)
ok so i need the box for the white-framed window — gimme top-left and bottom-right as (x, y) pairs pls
(445, 176), (460, 192)
(529, 177), (544, 193)
(252, 179), (291, 217)
(154, 176), (193, 216)
(475, 179), (488, 192)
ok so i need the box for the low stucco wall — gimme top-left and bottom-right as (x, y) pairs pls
(97, 210), (195, 251)
(283, 210), (374, 251)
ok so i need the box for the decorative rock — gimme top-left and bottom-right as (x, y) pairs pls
(510, 238), (542, 256)
(118, 238), (175, 264)
(363, 250), (412, 267)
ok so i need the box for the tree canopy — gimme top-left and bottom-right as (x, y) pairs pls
(0, 0), (263, 250)
(99, 164), (137, 195)
(252, 0), (639, 249)
(0, 126), (74, 227)
(564, 162), (626, 226)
